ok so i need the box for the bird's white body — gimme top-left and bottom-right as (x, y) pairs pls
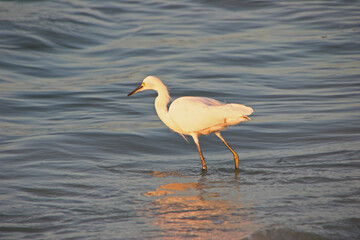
(128, 76), (253, 170)
(169, 96), (252, 136)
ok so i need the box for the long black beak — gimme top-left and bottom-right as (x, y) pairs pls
(127, 85), (143, 96)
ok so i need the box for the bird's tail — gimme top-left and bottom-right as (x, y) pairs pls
(216, 103), (253, 126)
(226, 115), (251, 125)
(243, 116), (251, 121)
(226, 103), (254, 116)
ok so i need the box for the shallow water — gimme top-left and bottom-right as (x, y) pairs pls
(1, 0), (360, 239)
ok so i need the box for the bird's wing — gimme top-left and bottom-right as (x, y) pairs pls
(168, 96), (253, 134)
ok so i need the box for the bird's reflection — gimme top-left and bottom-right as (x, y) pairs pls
(142, 171), (257, 239)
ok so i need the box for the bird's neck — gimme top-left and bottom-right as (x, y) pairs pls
(154, 85), (175, 131)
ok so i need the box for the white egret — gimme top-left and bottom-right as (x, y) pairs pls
(127, 76), (253, 170)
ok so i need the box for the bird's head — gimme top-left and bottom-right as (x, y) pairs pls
(127, 76), (164, 96)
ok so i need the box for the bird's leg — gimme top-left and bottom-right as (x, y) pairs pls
(215, 132), (239, 169)
(196, 143), (207, 171)
(191, 134), (207, 170)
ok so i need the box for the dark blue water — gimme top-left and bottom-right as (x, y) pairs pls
(1, 0), (360, 239)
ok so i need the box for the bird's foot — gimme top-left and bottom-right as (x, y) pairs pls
(234, 154), (239, 170)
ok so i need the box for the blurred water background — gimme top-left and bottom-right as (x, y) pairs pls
(1, 0), (360, 239)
